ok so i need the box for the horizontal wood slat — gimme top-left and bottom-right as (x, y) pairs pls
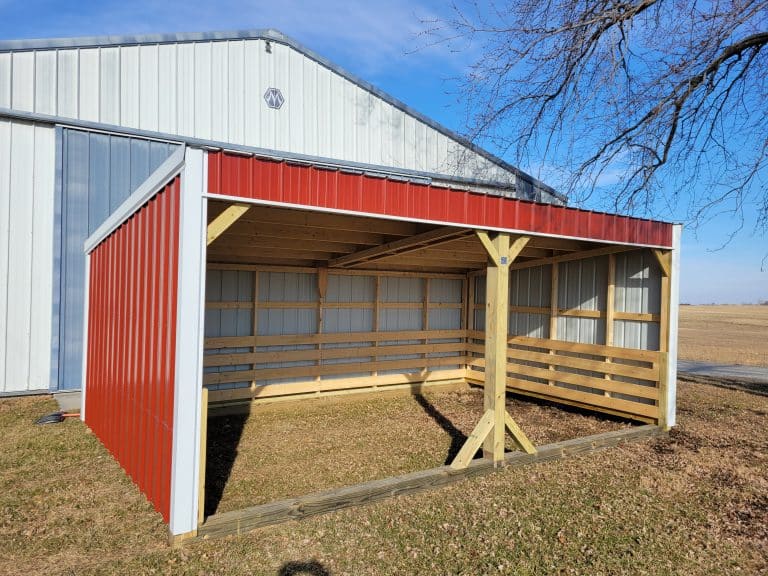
(467, 331), (660, 362)
(466, 369), (659, 419)
(205, 342), (466, 368)
(465, 343), (658, 381)
(204, 355), (467, 385)
(205, 329), (467, 349)
(466, 357), (658, 400)
(472, 305), (660, 323)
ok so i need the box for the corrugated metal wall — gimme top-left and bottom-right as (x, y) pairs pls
(54, 128), (178, 390)
(614, 251), (661, 350)
(1, 39), (520, 186)
(85, 177), (180, 522)
(0, 119), (55, 393)
(474, 255), (661, 350)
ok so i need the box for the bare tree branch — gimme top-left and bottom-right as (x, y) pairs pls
(423, 1), (768, 242)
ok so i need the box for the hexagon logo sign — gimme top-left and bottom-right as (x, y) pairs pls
(264, 87), (285, 109)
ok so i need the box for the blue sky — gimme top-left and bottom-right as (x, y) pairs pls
(1, 0), (765, 304)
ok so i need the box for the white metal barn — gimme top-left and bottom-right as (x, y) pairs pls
(0, 30), (680, 542)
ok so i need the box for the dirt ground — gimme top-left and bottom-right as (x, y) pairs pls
(679, 305), (768, 366)
(1, 378), (767, 575)
(205, 389), (630, 515)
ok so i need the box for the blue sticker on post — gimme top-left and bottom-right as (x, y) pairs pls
(500, 256), (508, 264)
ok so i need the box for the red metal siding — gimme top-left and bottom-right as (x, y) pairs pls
(208, 152), (673, 247)
(85, 177), (180, 522)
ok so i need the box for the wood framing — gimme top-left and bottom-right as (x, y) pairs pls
(206, 204), (250, 245)
(450, 232), (535, 468)
(329, 227), (473, 268)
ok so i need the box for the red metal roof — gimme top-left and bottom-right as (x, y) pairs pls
(207, 152), (673, 248)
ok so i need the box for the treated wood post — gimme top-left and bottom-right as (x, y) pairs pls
(450, 232), (535, 470)
(483, 233), (510, 462)
(197, 386), (209, 525)
(654, 249), (672, 430)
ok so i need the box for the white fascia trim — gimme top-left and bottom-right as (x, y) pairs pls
(169, 148), (207, 536)
(84, 144), (186, 253)
(666, 224), (683, 427)
(203, 192), (677, 250)
(80, 253), (90, 421)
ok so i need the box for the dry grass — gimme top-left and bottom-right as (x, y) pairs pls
(205, 389), (629, 515)
(2, 380), (767, 575)
(679, 305), (768, 366)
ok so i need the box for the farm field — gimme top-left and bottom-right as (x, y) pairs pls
(678, 305), (768, 366)
(2, 377), (767, 575)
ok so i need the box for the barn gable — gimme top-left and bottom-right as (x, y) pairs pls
(0, 29), (562, 203)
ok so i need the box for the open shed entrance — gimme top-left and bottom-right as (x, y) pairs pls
(197, 197), (673, 535)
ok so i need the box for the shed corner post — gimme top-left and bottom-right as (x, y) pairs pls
(665, 224), (682, 429)
(169, 146), (208, 540)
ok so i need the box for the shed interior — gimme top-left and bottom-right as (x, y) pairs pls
(200, 197), (672, 524)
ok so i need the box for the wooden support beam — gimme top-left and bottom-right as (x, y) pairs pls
(658, 252), (672, 430)
(652, 249), (672, 277)
(450, 409), (495, 469)
(206, 204), (250, 246)
(485, 232), (510, 462)
(508, 244), (635, 271)
(504, 412), (536, 454)
(475, 230), (499, 264)
(507, 236), (530, 262)
(452, 232), (535, 468)
(329, 226), (472, 268)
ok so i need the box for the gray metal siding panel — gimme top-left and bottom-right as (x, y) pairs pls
(54, 128), (178, 390)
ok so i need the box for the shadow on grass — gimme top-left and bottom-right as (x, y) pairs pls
(412, 391), (469, 464)
(278, 560), (331, 575)
(204, 407), (250, 518)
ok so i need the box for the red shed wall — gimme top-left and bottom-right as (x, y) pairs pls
(85, 177), (180, 522)
(208, 152), (673, 247)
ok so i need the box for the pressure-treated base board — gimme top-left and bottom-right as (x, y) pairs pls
(193, 424), (662, 542)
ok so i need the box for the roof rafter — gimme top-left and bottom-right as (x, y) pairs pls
(329, 226), (474, 268)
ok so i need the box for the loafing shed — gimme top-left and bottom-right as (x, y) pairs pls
(0, 30), (680, 543)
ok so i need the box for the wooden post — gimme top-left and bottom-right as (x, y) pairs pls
(655, 249), (672, 430)
(423, 278), (430, 374)
(316, 268), (328, 385)
(197, 386), (209, 525)
(450, 232), (536, 470)
(548, 262), (559, 385)
(484, 233), (510, 462)
(372, 275), (380, 378)
(251, 271), (259, 395)
(604, 254), (616, 397)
